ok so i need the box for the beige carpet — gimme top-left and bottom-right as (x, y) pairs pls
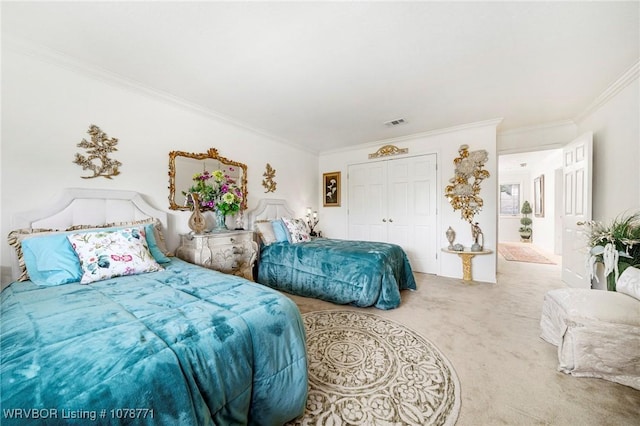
(280, 257), (640, 425)
(498, 243), (556, 264)
(288, 310), (460, 425)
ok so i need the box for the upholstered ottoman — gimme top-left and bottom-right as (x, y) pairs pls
(540, 279), (640, 389)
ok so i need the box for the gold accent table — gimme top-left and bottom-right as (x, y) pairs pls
(441, 248), (493, 281)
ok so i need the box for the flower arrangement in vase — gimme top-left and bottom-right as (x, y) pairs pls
(583, 211), (640, 291)
(184, 168), (243, 231)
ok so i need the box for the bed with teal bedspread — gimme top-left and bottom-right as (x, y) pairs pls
(257, 239), (416, 310)
(1, 258), (308, 425)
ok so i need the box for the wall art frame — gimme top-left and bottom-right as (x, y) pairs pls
(534, 174), (544, 217)
(323, 171), (341, 207)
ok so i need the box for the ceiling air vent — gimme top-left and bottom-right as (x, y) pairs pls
(384, 118), (407, 127)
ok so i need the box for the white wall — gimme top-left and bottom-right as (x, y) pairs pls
(1, 48), (318, 283)
(577, 77), (640, 220)
(319, 120), (501, 283)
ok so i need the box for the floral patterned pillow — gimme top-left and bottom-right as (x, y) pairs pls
(67, 227), (163, 284)
(281, 218), (311, 243)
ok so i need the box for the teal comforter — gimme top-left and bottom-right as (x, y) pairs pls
(257, 239), (416, 310)
(1, 258), (307, 425)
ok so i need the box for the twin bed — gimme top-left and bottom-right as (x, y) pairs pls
(248, 199), (416, 310)
(1, 189), (307, 425)
(1, 191), (416, 425)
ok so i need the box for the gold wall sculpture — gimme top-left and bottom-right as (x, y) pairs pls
(73, 125), (122, 179)
(444, 144), (490, 222)
(262, 163), (277, 193)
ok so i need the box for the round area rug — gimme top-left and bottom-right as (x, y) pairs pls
(287, 310), (460, 426)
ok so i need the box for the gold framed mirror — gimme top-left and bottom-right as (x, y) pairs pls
(168, 148), (248, 211)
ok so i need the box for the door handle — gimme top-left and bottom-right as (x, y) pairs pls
(389, 218), (393, 223)
(382, 218), (387, 222)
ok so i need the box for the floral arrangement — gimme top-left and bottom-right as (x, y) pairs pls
(185, 168), (243, 216)
(583, 211), (640, 291)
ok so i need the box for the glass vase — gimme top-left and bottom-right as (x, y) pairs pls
(212, 209), (228, 232)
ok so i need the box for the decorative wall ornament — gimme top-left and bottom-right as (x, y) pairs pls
(73, 125), (122, 179)
(444, 144), (490, 222)
(368, 144), (408, 159)
(262, 163), (277, 193)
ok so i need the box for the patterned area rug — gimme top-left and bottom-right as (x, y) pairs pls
(287, 310), (461, 426)
(498, 243), (556, 264)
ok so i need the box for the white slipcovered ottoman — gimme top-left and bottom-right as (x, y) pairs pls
(540, 279), (640, 390)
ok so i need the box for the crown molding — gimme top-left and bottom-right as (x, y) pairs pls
(4, 36), (316, 155)
(574, 59), (640, 124)
(497, 119), (576, 137)
(321, 118), (504, 156)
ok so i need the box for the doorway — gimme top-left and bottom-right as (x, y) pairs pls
(497, 149), (563, 262)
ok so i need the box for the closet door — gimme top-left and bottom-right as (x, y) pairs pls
(348, 161), (387, 242)
(348, 154), (437, 274)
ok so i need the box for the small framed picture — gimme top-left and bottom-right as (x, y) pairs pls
(323, 171), (341, 207)
(534, 174), (544, 217)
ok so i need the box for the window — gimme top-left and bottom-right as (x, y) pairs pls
(500, 184), (520, 215)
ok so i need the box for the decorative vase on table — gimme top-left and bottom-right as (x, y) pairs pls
(212, 209), (228, 232)
(188, 193), (207, 234)
(446, 226), (456, 250)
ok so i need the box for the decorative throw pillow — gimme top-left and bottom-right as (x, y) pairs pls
(281, 218), (311, 243)
(105, 218), (171, 256)
(67, 227), (163, 284)
(617, 266), (640, 300)
(255, 220), (277, 245)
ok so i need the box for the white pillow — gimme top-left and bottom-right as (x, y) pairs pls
(67, 227), (163, 284)
(281, 218), (311, 243)
(617, 266), (640, 300)
(255, 220), (277, 245)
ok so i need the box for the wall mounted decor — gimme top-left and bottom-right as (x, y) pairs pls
(368, 144), (408, 159)
(168, 148), (247, 212)
(534, 174), (544, 217)
(323, 171), (341, 207)
(262, 163), (277, 193)
(73, 125), (122, 179)
(444, 144), (490, 222)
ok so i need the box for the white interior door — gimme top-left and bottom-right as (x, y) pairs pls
(347, 161), (387, 242)
(561, 132), (593, 288)
(348, 154), (438, 274)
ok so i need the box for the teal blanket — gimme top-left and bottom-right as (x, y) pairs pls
(257, 239), (416, 310)
(1, 259), (307, 425)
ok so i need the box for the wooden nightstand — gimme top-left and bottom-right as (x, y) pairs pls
(176, 230), (258, 281)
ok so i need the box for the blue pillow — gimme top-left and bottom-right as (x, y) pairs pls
(271, 219), (291, 243)
(144, 224), (171, 263)
(21, 224), (170, 286)
(21, 234), (82, 286)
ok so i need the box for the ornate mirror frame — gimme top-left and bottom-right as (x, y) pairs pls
(168, 148), (248, 211)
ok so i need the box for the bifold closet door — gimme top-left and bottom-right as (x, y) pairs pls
(347, 154), (437, 274)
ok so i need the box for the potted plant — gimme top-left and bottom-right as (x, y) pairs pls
(519, 201), (533, 242)
(583, 212), (640, 291)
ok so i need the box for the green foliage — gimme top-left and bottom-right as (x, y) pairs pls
(584, 211), (640, 291)
(520, 217), (533, 227)
(519, 200), (532, 231)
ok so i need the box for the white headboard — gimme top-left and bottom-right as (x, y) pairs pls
(9, 188), (167, 281)
(247, 199), (296, 229)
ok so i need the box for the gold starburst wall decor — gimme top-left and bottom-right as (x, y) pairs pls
(262, 163), (277, 193)
(73, 125), (122, 179)
(444, 144), (490, 222)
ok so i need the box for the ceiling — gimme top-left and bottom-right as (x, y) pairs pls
(2, 1), (639, 154)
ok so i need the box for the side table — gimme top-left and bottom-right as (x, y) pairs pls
(441, 248), (493, 281)
(176, 230), (257, 281)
